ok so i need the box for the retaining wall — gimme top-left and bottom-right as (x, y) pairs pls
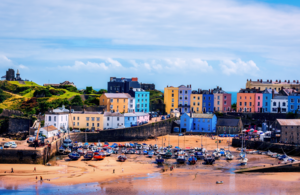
(0, 149), (43, 164)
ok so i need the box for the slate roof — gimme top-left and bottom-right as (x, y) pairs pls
(277, 119), (300, 126)
(191, 113), (214, 119)
(40, 125), (58, 132)
(104, 93), (131, 98)
(104, 112), (124, 117)
(216, 119), (240, 127)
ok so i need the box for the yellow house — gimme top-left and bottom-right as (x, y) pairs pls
(69, 111), (104, 130)
(99, 93), (130, 113)
(190, 93), (203, 113)
(164, 86), (179, 114)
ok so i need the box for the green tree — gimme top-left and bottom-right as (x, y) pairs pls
(231, 103), (236, 111)
(86, 87), (93, 94)
(84, 96), (99, 106)
(98, 89), (107, 94)
(71, 95), (83, 106)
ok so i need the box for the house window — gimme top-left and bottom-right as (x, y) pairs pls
(184, 96), (188, 100)
(172, 103), (174, 107)
(207, 119), (210, 122)
(180, 90), (182, 94)
(77, 117), (79, 120)
(244, 102), (247, 106)
(180, 96), (183, 100)
(86, 117), (90, 121)
(204, 97), (206, 101)
(193, 102), (195, 106)
(224, 101), (227, 105)
(97, 117), (100, 121)
(249, 102), (252, 106)
(203, 119), (205, 122)
(209, 97), (211, 100)
(224, 96), (227, 100)
(239, 102), (242, 106)
(54, 123), (56, 126)
(172, 98), (174, 102)
(198, 97), (200, 100)
(97, 123), (99, 127)
(291, 99), (294, 103)
(107, 117), (110, 121)
(193, 96), (196, 100)
(92, 117), (95, 121)
(61, 116), (63, 121)
(54, 116), (56, 122)
(283, 102), (286, 107)
(266, 96), (268, 100)
(197, 102), (200, 106)
(77, 122), (79, 126)
(273, 102), (276, 106)
(298, 99), (300, 103)
(217, 101), (220, 105)
(110, 99), (113, 103)
(107, 123), (109, 126)
(265, 102), (268, 106)
(49, 116), (51, 121)
(198, 119), (200, 122)
(217, 96), (220, 100)
(87, 123), (89, 127)
(258, 96), (260, 100)
(184, 123), (186, 127)
(92, 123), (94, 127)
(172, 94), (174, 97)
(184, 118), (186, 122)
(73, 122), (75, 126)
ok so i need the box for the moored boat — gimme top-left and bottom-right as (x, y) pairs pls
(65, 147), (72, 154)
(84, 151), (94, 160)
(68, 151), (80, 160)
(94, 151), (106, 160)
(118, 154), (127, 162)
(226, 153), (234, 160)
(188, 154), (197, 165)
(177, 154), (186, 164)
(204, 155), (215, 165)
(240, 157), (248, 165)
(156, 155), (164, 164)
(148, 151), (154, 158)
(58, 146), (65, 154)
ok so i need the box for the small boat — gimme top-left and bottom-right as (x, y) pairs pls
(195, 151), (204, 160)
(246, 149), (254, 154)
(271, 153), (278, 158)
(213, 152), (221, 160)
(220, 149), (225, 156)
(136, 144), (142, 150)
(226, 153), (234, 160)
(165, 150), (172, 159)
(118, 154), (127, 162)
(267, 150), (273, 156)
(143, 150), (148, 155)
(77, 148), (85, 156)
(204, 155), (215, 165)
(63, 139), (73, 148)
(68, 151), (80, 160)
(177, 154), (186, 164)
(156, 155), (164, 164)
(78, 142), (83, 148)
(240, 157), (248, 165)
(216, 181), (223, 184)
(148, 151), (154, 158)
(84, 151), (94, 160)
(64, 147), (72, 154)
(83, 142), (89, 149)
(214, 148), (220, 153)
(94, 151), (106, 160)
(188, 154), (197, 165)
(239, 151), (246, 158)
(58, 146), (65, 154)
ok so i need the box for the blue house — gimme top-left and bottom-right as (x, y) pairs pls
(124, 113), (137, 128)
(129, 88), (150, 113)
(180, 113), (217, 133)
(262, 89), (276, 113)
(178, 85), (192, 114)
(201, 90), (214, 113)
(288, 93), (300, 113)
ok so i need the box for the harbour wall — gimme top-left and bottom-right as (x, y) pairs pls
(235, 162), (300, 173)
(70, 119), (174, 142)
(232, 139), (300, 156)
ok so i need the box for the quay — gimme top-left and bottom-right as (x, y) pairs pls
(235, 161), (300, 173)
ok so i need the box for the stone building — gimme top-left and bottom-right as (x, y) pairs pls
(276, 119), (300, 144)
(141, 83), (155, 90)
(216, 118), (243, 134)
(3, 69), (23, 81)
(246, 79), (300, 91)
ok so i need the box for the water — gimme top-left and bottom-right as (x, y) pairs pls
(228, 92), (237, 104)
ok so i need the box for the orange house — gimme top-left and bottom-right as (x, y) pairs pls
(99, 93), (131, 113)
(237, 89), (257, 113)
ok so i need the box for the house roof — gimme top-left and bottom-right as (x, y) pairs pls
(273, 96), (288, 100)
(217, 119), (240, 127)
(131, 88), (145, 92)
(40, 125), (58, 132)
(1, 75), (6, 78)
(191, 113), (214, 119)
(104, 93), (131, 98)
(277, 119), (300, 126)
(124, 112), (149, 117)
(104, 112), (124, 117)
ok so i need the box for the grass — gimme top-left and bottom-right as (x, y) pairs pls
(0, 94), (25, 110)
(9, 81), (41, 87)
(47, 89), (81, 101)
(23, 90), (35, 98)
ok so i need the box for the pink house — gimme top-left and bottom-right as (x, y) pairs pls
(255, 93), (263, 113)
(136, 113), (149, 125)
(223, 93), (232, 112)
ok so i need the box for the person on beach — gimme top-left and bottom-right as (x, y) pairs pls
(34, 167), (36, 172)
(122, 168), (124, 173)
(11, 168), (13, 173)
(113, 169), (115, 174)
(93, 168), (95, 172)
(40, 176), (43, 181)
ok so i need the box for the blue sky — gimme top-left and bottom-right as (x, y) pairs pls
(0, 0), (300, 91)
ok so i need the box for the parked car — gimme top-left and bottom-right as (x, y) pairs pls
(11, 142), (17, 148)
(72, 130), (81, 133)
(4, 142), (13, 148)
(178, 133), (184, 136)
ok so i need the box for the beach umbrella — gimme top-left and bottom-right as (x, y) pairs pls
(246, 130), (250, 133)
(250, 129), (254, 132)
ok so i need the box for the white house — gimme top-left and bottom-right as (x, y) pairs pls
(45, 112), (69, 131)
(128, 97), (135, 113)
(103, 112), (125, 129)
(271, 96), (288, 113)
(53, 105), (69, 113)
(35, 125), (59, 138)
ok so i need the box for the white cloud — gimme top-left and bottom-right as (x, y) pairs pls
(219, 59), (259, 75)
(0, 55), (28, 70)
(57, 59), (124, 71)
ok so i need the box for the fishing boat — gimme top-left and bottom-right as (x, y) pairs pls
(213, 151), (221, 160)
(220, 148), (225, 156)
(94, 151), (106, 160)
(58, 146), (65, 154)
(118, 154), (127, 162)
(188, 154), (197, 165)
(83, 142), (89, 149)
(156, 155), (164, 164)
(136, 144), (142, 150)
(78, 142), (83, 148)
(77, 148), (85, 156)
(64, 147), (72, 154)
(177, 153), (186, 164)
(204, 154), (215, 165)
(240, 157), (248, 165)
(226, 152), (234, 160)
(143, 150), (148, 155)
(63, 138), (73, 148)
(194, 151), (204, 160)
(165, 150), (172, 159)
(84, 151), (94, 160)
(68, 151), (80, 160)
(267, 150), (273, 156)
(148, 151), (154, 158)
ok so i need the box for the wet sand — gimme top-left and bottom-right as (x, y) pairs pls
(0, 135), (300, 194)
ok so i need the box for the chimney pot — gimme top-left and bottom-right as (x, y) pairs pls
(276, 80), (278, 82)
(288, 80), (290, 83)
(279, 80), (281, 83)
(260, 79), (262, 83)
(267, 79), (269, 82)
(257, 79), (259, 82)
(247, 79), (249, 81)
(250, 79), (252, 82)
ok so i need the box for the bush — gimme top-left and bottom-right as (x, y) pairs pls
(71, 95), (83, 106)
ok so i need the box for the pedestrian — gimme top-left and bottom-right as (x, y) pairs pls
(11, 168), (13, 173)
(122, 168), (124, 173)
(113, 169), (115, 174)
(40, 176), (43, 181)
(36, 176), (37, 180)
(33, 167), (36, 172)
(93, 168), (95, 172)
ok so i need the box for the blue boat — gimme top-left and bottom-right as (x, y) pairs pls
(220, 149), (225, 156)
(143, 150), (148, 155)
(156, 155), (164, 164)
(148, 151), (154, 158)
(177, 154), (186, 164)
(58, 146), (65, 154)
(83, 142), (89, 149)
(188, 154), (197, 165)
(63, 139), (73, 148)
(68, 152), (80, 160)
(194, 151), (204, 160)
(84, 151), (94, 160)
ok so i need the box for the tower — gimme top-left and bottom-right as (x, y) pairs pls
(16, 69), (20, 80)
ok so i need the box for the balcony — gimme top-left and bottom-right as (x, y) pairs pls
(178, 104), (190, 108)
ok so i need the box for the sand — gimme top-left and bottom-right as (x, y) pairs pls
(0, 135), (299, 194)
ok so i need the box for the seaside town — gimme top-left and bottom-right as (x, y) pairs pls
(1, 68), (300, 194)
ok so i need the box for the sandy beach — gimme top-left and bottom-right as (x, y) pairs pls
(0, 135), (300, 194)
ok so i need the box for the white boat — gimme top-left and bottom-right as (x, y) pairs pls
(65, 147), (71, 154)
(240, 157), (248, 165)
(226, 153), (234, 160)
(213, 152), (221, 160)
(267, 150), (273, 156)
(271, 153), (278, 158)
(214, 148), (220, 153)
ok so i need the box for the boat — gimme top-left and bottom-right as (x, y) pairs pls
(143, 150), (148, 155)
(195, 151), (204, 160)
(246, 149), (254, 154)
(204, 155), (215, 165)
(83, 142), (89, 149)
(148, 151), (154, 158)
(267, 150), (273, 156)
(68, 151), (80, 160)
(177, 153), (186, 164)
(84, 151), (94, 160)
(118, 154), (127, 162)
(63, 138), (73, 148)
(165, 150), (172, 159)
(220, 148), (225, 156)
(77, 148), (85, 156)
(226, 153), (234, 160)
(271, 153), (278, 158)
(64, 147), (72, 154)
(156, 155), (164, 164)
(213, 151), (221, 160)
(240, 157), (248, 165)
(94, 151), (106, 160)
(188, 154), (197, 165)
(136, 144), (142, 150)
(58, 146), (65, 154)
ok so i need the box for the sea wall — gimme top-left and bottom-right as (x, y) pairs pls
(8, 118), (32, 133)
(232, 139), (300, 156)
(70, 119), (174, 142)
(0, 149), (43, 164)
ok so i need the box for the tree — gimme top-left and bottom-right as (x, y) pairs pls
(98, 89), (107, 94)
(231, 103), (236, 111)
(84, 96), (99, 106)
(71, 95), (83, 106)
(86, 87), (93, 94)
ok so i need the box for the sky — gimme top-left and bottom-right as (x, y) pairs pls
(0, 0), (300, 91)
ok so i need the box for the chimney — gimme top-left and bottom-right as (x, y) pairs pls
(297, 80), (299, 84)
(260, 79), (262, 83)
(250, 79), (252, 82)
(167, 85), (168, 87)
(247, 79), (249, 81)
(281, 86), (283, 90)
(270, 80), (272, 83)
(279, 80), (281, 83)
(288, 80), (290, 83)
(190, 84), (192, 89)
(267, 79), (269, 82)
(276, 80), (278, 82)
(220, 87), (222, 90)
(257, 79), (259, 82)
(209, 89), (211, 93)
(293, 80), (296, 83)
(217, 86), (219, 89)
(272, 89), (274, 99)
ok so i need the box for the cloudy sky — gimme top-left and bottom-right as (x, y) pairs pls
(0, 0), (299, 91)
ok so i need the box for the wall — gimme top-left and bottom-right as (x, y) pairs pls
(8, 118), (32, 133)
(70, 119), (174, 142)
(0, 149), (43, 164)
(0, 109), (23, 117)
